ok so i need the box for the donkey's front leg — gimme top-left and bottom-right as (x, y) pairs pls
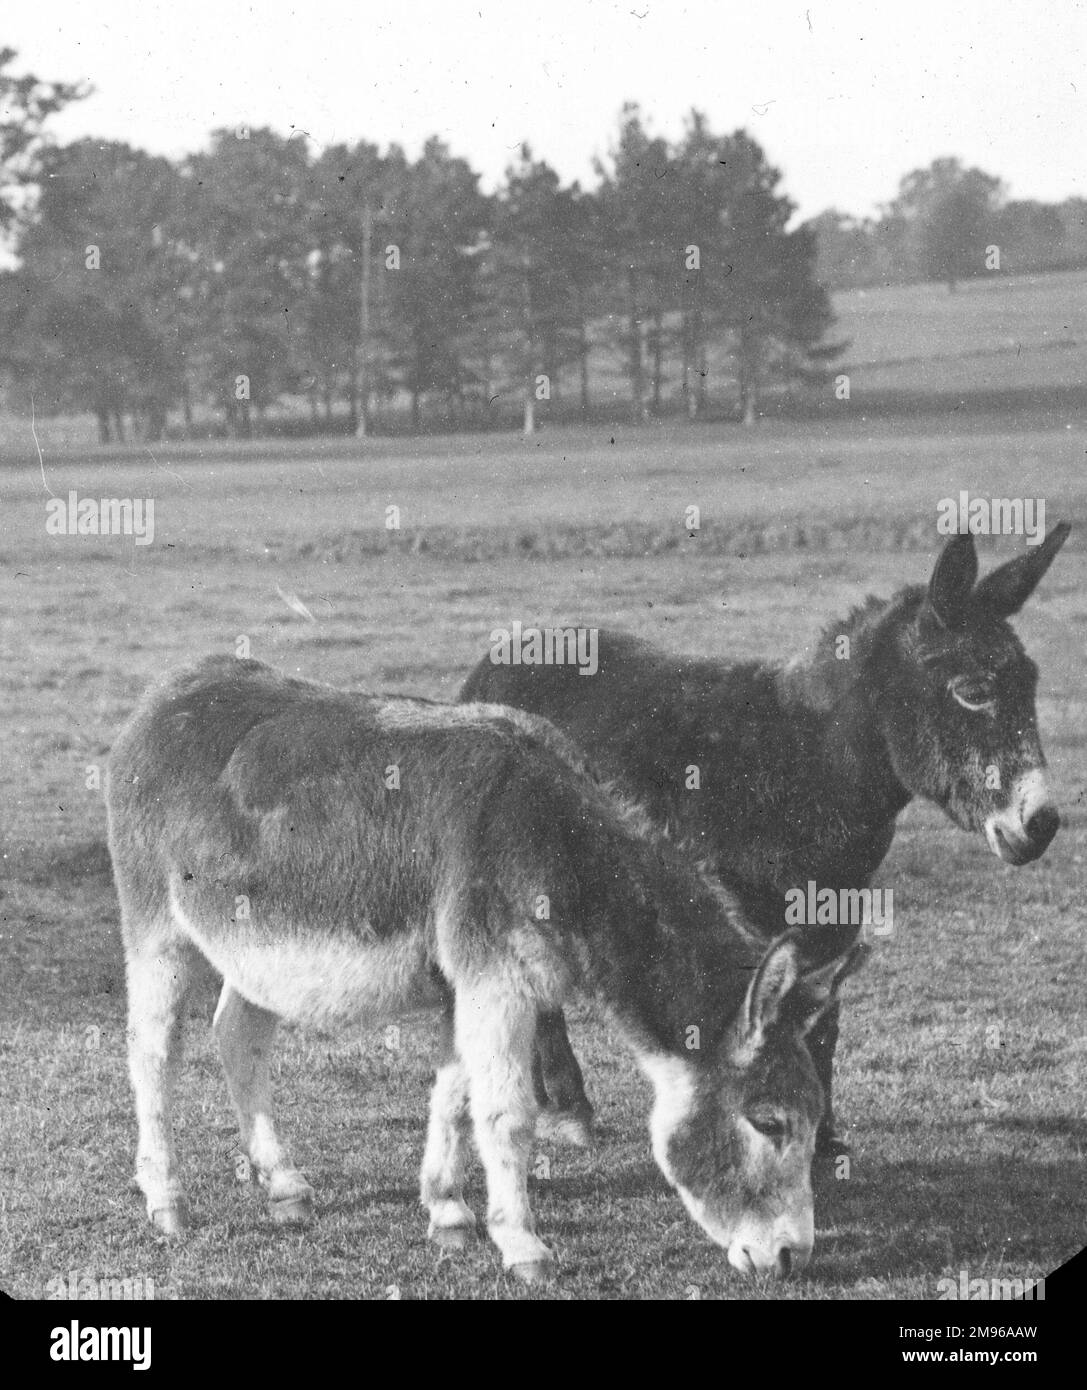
(808, 1000), (848, 1157)
(456, 981), (554, 1283)
(213, 985), (315, 1224)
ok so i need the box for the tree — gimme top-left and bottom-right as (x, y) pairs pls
(560, 188), (606, 416)
(670, 110), (741, 417)
(997, 200), (1067, 274)
(595, 105), (679, 422)
(3, 139), (189, 440)
(889, 157), (1004, 291)
(484, 147), (593, 433)
(302, 139), (398, 430)
(0, 47), (84, 231)
(805, 209), (882, 290)
(714, 131), (839, 425)
(593, 111), (838, 426)
(1056, 198), (1087, 268)
(182, 128), (314, 435)
(380, 138), (489, 430)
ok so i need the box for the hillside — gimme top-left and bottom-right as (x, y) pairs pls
(832, 266), (1087, 397)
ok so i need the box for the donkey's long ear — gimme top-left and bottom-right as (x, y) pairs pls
(925, 532), (979, 628)
(973, 522), (1071, 618)
(739, 932), (801, 1052)
(793, 942), (870, 1036)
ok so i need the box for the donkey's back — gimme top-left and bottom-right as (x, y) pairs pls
(108, 655), (583, 1028)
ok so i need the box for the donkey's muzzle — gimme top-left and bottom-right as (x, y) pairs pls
(985, 767), (1060, 865)
(988, 804), (1060, 865)
(729, 1238), (810, 1279)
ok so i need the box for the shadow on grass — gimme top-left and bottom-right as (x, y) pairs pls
(984, 1114), (1087, 1141)
(813, 1154), (1084, 1283)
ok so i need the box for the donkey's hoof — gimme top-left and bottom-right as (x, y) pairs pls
(150, 1204), (188, 1238)
(429, 1224), (475, 1252)
(510, 1256), (556, 1286)
(270, 1193), (315, 1226)
(535, 1106), (595, 1149)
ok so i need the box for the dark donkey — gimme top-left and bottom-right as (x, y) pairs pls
(461, 525), (1070, 1152)
(107, 656), (862, 1281)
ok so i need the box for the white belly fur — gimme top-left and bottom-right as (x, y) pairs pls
(169, 891), (439, 1028)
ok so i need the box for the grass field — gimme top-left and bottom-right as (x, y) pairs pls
(0, 413), (1084, 1300)
(833, 266), (1087, 397)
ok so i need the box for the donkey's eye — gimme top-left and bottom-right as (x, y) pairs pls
(748, 1113), (788, 1144)
(949, 678), (995, 712)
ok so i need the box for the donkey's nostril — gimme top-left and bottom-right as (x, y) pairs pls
(775, 1246), (792, 1279)
(1026, 805), (1060, 850)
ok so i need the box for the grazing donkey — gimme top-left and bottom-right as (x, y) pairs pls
(106, 656), (863, 1281)
(461, 525), (1070, 1152)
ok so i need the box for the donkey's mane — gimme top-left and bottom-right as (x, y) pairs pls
(778, 585), (924, 712)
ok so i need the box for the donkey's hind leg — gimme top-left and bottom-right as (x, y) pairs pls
(533, 1009), (595, 1148)
(213, 985), (315, 1224)
(420, 1003), (476, 1250)
(125, 933), (197, 1236)
(456, 979), (553, 1283)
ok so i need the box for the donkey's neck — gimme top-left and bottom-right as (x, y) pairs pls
(777, 592), (910, 820)
(682, 591), (914, 907)
(577, 835), (757, 1061)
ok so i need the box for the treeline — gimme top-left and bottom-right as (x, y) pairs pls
(0, 48), (1077, 442)
(0, 52), (837, 440)
(812, 157), (1087, 291)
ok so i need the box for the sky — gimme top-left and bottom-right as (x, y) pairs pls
(4, 0), (1085, 221)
